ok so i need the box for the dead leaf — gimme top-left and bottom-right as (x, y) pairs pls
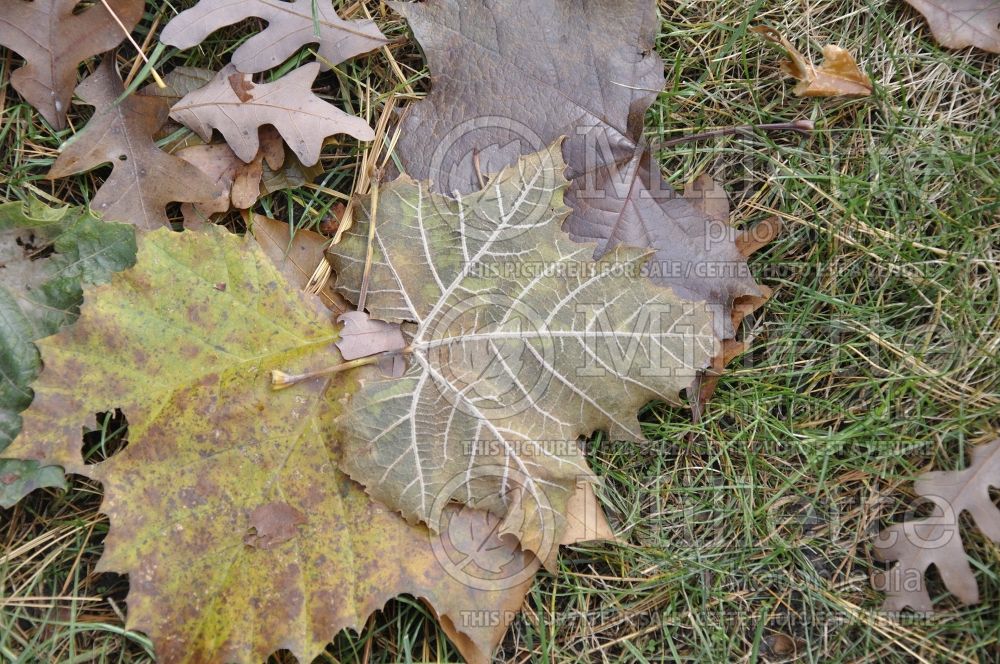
(873, 438), (1000, 611)
(169, 63), (375, 166)
(683, 174), (730, 224)
(336, 311), (407, 361)
(692, 216), (782, 413)
(251, 214), (347, 313)
(0, 225), (543, 664)
(751, 26), (872, 97)
(904, 0), (1000, 53)
(176, 128), (285, 224)
(390, 0), (762, 342)
(47, 56), (222, 230)
(0, 0), (144, 128)
(161, 0), (386, 73)
(243, 502), (307, 549)
(326, 143), (715, 563)
(0, 197), (136, 505)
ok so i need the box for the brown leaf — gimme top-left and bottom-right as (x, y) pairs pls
(335, 311), (407, 361)
(692, 216), (782, 413)
(683, 174), (730, 224)
(873, 438), (1000, 612)
(904, 0), (1000, 53)
(161, 0), (386, 74)
(169, 63), (375, 166)
(752, 26), (872, 97)
(390, 0), (761, 344)
(46, 57), (222, 230)
(176, 128), (286, 224)
(243, 502), (307, 550)
(251, 214), (347, 313)
(0, 0), (144, 129)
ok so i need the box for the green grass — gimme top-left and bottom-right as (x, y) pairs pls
(2, 0), (999, 662)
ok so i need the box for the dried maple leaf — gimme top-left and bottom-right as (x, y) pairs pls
(0, 197), (135, 506)
(904, 0), (1000, 53)
(389, 0), (761, 341)
(872, 438), (1000, 612)
(169, 63), (375, 166)
(751, 26), (872, 97)
(1, 225), (541, 664)
(326, 143), (715, 561)
(160, 0), (387, 74)
(0, 0), (143, 129)
(47, 57), (222, 230)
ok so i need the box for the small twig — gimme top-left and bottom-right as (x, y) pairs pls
(100, 0), (166, 88)
(270, 356), (380, 390)
(655, 119), (814, 150)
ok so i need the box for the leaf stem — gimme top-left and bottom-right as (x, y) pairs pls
(270, 356), (379, 390)
(655, 120), (814, 149)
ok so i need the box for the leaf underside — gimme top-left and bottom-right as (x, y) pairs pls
(390, 0), (761, 339)
(326, 143), (716, 561)
(873, 438), (1000, 612)
(160, 0), (387, 73)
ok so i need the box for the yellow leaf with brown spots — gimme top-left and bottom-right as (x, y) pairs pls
(0, 226), (543, 664)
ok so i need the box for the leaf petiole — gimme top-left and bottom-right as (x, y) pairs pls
(271, 355), (383, 390)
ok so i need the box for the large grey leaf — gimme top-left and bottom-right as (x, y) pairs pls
(326, 143), (716, 560)
(390, 0), (761, 338)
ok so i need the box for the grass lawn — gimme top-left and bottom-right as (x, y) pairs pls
(1, 0), (998, 662)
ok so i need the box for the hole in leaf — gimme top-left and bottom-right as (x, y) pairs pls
(82, 409), (129, 464)
(118, 155), (127, 161)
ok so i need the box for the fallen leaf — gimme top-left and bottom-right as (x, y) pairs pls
(243, 502), (307, 549)
(141, 66), (216, 105)
(336, 311), (407, 360)
(47, 56), (222, 230)
(170, 63), (375, 166)
(1, 225), (542, 664)
(904, 0), (1000, 53)
(251, 214), (347, 313)
(873, 438), (1000, 611)
(160, 0), (387, 73)
(751, 26), (872, 97)
(389, 0), (762, 341)
(0, 197), (135, 505)
(176, 128), (286, 224)
(0, 0), (144, 128)
(326, 143), (715, 562)
(0, 459), (66, 509)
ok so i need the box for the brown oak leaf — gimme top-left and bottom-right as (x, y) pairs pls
(0, 0), (144, 129)
(160, 0), (387, 74)
(873, 438), (1000, 612)
(169, 63), (375, 166)
(47, 57), (222, 230)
